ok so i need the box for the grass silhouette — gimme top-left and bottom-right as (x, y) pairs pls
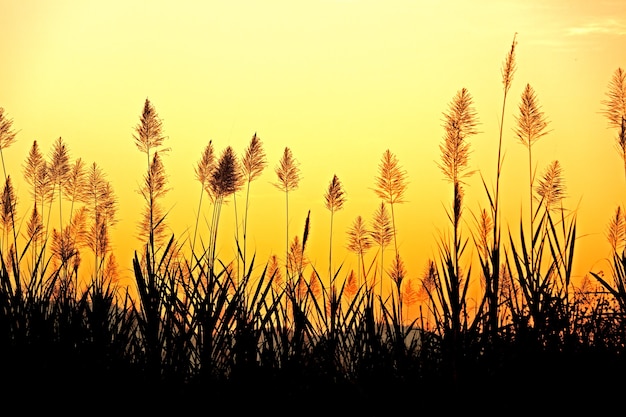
(1, 40), (626, 413)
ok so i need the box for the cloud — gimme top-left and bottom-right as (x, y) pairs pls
(567, 19), (626, 36)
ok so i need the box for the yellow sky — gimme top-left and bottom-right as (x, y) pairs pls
(1, 0), (625, 298)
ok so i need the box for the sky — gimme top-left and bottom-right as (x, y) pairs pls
(1, 0), (625, 304)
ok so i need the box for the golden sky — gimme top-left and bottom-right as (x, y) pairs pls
(1, 0), (625, 297)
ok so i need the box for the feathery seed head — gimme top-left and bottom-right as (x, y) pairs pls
(0, 107), (17, 151)
(1, 175), (16, 231)
(602, 68), (626, 129)
(274, 147), (301, 192)
(502, 33), (517, 94)
(388, 252), (406, 289)
(324, 174), (346, 212)
(210, 146), (243, 199)
(374, 149), (408, 204)
(241, 133), (267, 183)
(144, 151), (169, 200)
(438, 88), (479, 184)
(370, 202), (393, 248)
(195, 140), (215, 186)
(49, 137), (71, 187)
(514, 84), (550, 149)
(344, 270), (358, 300)
(134, 98), (166, 155)
(608, 206), (625, 253)
(534, 160), (566, 211)
(347, 215), (372, 256)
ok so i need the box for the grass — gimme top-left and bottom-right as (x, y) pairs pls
(1, 39), (626, 413)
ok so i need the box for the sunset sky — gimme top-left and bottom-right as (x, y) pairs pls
(1, 0), (625, 300)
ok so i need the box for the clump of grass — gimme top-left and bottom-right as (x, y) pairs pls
(4, 39), (626, 407)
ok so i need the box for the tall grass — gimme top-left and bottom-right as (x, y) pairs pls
(1, 38), (626, 409)
(324, 174), (346, 284)
(273, 147), (301, 285)
(478, 33), (517, 339)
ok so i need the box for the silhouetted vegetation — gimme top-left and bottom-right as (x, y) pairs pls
(1, 36), (625, 413)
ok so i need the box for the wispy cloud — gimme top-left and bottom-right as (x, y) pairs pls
(567, 19), (626, 36)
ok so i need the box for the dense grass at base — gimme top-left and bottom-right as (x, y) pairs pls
(1, 267), (625, 414)
(1, 40), (625, 414)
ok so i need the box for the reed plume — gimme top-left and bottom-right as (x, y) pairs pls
(607, 206), (625, 254)
(273, 147), (301, 281)
(134, 98), (167, 156)
(601, 67), (626, 129)
(374, 149), (407, 267)
(346, 215), (372, 288)
(23, 140), (45, 205)
(344, 269), (357, 301)
(240, 133), (267, 276)
(534, 160), (566, 213)
(208, 145), (242, 267)
(0, 107), (17, 181)
(268, 254), (284, 292)
(1, 176), (16, 255)
(324, 174), (346, 283)
(601, 68), (626, 181)
(138, 152), (169, 250)
(438, 88), (479, 185)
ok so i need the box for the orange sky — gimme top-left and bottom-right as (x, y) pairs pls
(1, 0), (625, 301)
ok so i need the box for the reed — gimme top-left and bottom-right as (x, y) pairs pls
(435, 88), (479, 359)
(207, 145), (242, 269)
(324, 174), (346, 284)
(478, 34), (517, 339)
(373, 149), (407, 260)
(273, 147), (301, 284)
(369, 201), (393, 297)
(239, 133), (267, 279)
